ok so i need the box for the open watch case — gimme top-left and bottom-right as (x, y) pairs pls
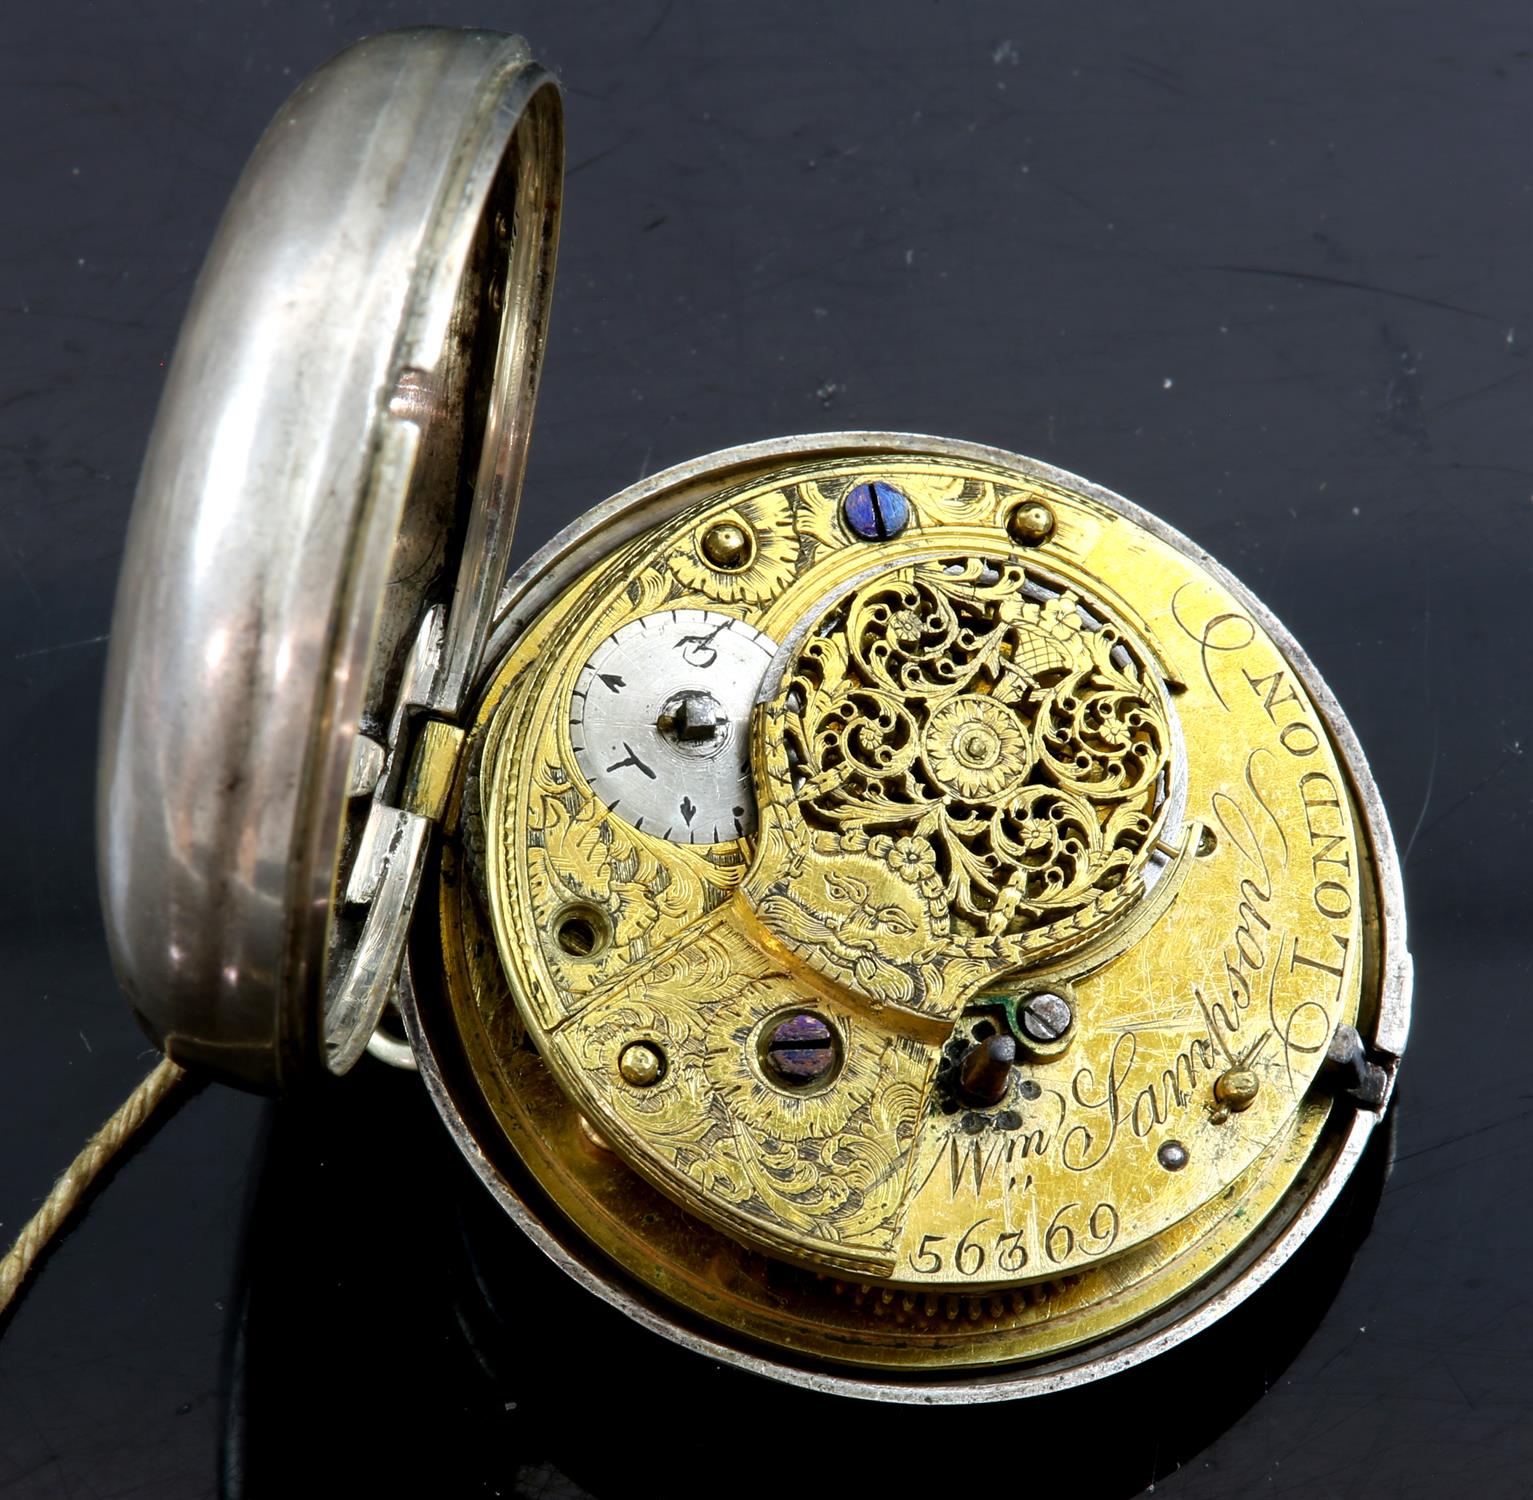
(95, 27), (1410, 1402)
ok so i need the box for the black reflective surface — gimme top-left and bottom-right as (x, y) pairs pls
(4, 2), (1531, 1495)
(230, 1065), (1396, 1498)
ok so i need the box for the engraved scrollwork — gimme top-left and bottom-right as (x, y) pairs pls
(523, 760), (744, 998)
(667, 489), (801, 605)
(779, 557), (1171, 941)
(560, 914), (932, 1264)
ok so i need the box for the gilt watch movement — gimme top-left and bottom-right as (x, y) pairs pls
(96, 27), (1410, 1401)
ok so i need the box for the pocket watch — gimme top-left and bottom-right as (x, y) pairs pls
(96, 27), (1410, 1402)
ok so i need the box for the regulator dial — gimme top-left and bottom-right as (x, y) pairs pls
(569, 609), (778, 844)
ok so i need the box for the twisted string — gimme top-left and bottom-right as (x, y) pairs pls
(0, 1056), (189, 1318)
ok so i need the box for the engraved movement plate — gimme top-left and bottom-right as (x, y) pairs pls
(431, 442), (1398, 1381)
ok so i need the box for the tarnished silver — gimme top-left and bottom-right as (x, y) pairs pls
(364, 981), (421, 1073)
(97, 29), (562, 1090)
(409, 430), (1413, 1402)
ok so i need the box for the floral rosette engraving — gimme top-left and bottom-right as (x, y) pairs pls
(778, 557), (1172, 945)
(667, 490), (800, 605)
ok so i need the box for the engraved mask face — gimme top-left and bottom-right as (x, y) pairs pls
(745, 555), (1183, 1027)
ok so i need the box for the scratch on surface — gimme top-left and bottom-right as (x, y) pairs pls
(1402, 599), (1436, 865)
(1203, 264), (1495, 322)
(639, 0), (676, 50)
(1426, 366), (1533, 420)
(1122, 53), (1190, 97)
(0, 526), (45, 613)
(1313, 1324), (1368, 1377)
(1393, 1105), (1533, 1166)
(568, 139), (626, 178)
(1406, 747), (1518, 852)
(1441, 1357), (1478, 1411)
(1402, 720), (1439, 865)
(13, 632), (108, 660)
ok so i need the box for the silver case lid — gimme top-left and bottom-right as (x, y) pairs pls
(97, 28), (562, 1091)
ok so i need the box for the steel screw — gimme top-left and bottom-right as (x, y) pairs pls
(843, 480), (911, 540)
(1325, 1023), (1390, 1110)
(656, 689), (728, 750)
(1019, 990), (1074, 1044)
(763, 1012), (838, 1086)
(959, 1033), (1017, 1106)
(1158, 1139), (1189, 1171)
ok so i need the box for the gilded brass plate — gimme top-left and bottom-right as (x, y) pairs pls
(436, 448), (1381, 1373)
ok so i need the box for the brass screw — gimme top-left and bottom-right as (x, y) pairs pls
(701, 520), (753, 570)
(1214, 1067), (1260, 1113)
(1007, 500), (1056, 547)
(618, 1041), (665, 1087)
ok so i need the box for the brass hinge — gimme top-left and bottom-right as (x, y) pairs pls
(398, 717), (466, 823)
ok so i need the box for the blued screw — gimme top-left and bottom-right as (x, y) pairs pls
(1019, 991), (1074, 1044)
(843, 480), (910, 540)
(764, 1012), (838, 1086)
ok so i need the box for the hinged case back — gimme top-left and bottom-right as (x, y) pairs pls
(97, 28), (562, 1090)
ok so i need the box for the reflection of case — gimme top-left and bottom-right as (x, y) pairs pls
(95, 29), (1408, 1401)
(228, 1061), (1394, 1492)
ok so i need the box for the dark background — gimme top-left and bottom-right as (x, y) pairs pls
(3, 1), (1531, 1495)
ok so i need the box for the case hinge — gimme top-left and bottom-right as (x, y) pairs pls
(399, 717), (466, 823)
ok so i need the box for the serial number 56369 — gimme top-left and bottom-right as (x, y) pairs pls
(906, 1202), (1120, 1278)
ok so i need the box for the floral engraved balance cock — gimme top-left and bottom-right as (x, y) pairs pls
(747, 556), (1177, 1027)
(505, 548), (1187, 1273)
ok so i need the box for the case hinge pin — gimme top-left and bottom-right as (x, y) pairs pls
(399, 718), (465, 823)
